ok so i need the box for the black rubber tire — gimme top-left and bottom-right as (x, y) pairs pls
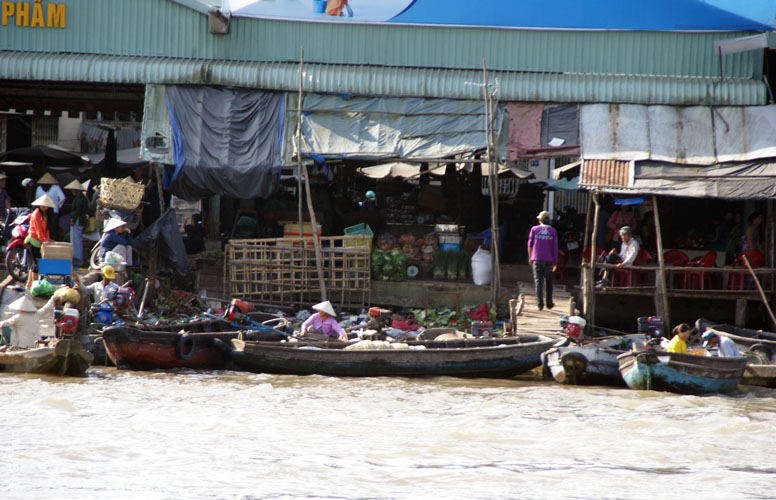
(561, 351), (588, 378)
(210, 337), (232, 358)
(176, 333), (196, 360)
(5, 246), (29, 283)
(748, 344), (771, 364)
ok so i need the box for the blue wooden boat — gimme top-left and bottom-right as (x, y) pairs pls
(231, 334), (555, 378)
(617, 349), (747, 395)
(541, 334), (647, 386)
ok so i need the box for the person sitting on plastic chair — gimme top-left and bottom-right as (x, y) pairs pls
(597, 225), (639, 287)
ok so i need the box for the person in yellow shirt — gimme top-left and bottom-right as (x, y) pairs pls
(665, 323), (692, 353)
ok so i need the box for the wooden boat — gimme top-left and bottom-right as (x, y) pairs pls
(541, 334), (648, 386)
(102, 324), (287, 371)
(94, 311), (289, 369)
(231, 334), (556, 378)
(0, 338), (93, 376)
(617, 349), (747, 394)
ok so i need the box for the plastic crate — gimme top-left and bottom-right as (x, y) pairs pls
(344, 223), (373, 249)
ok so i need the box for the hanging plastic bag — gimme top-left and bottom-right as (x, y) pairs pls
(30, 278), (56, 298)
(471, 246), (492, 286)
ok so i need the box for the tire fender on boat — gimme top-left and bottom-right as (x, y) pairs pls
(176, 333), (196, 360)
(210, 337), (232, 358)
(560, 351), (588, 377)
(748, 343), (771, 364)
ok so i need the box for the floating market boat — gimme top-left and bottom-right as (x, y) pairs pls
(617, 348), (747, 395)
(0, 338), (93, 376)
(231, 334), (555, 378)
(95, 311), (289, 370)
(541, 334), (648, 386)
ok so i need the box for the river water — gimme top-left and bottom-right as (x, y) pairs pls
(3, 367), (776, 500)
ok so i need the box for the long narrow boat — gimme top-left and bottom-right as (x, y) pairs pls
(617, 349), (747, 395)
(102, 325), (287, 371)
(231, 334), (555, 378)
(541, 334), (648, 386)
(0, 338), (93, 376)
(94, 311), (288, 369)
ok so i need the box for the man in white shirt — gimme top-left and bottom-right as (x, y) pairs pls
(702, 331), (741, 357)
(84, 265), (119, 303)
(597, 225), (640, 287)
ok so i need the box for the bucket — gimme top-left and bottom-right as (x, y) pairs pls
(312, 0), (326, 13)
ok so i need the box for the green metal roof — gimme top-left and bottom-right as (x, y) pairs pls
(0, 0), (768, 105)
(0, 51), (765, 106)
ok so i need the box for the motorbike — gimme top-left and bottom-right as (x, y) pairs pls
(89, 207), (139, 271)
(3, 207), (33, 283)
(555, 206), (583, 265)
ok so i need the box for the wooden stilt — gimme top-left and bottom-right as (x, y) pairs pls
(652, 195), (669, 327)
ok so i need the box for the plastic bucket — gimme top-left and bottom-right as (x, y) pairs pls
(313, 0), (326, 13)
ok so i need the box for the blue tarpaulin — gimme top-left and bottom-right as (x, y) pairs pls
(388, 0), (772, 31)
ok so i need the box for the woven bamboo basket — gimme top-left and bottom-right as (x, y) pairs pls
(99, 178), (145, 210)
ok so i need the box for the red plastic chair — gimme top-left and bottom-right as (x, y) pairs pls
(555, 250), (568, 284)
(582, 246), (607, 264)
(611, 249), (654, 287)
(663, 250), (689, 289)
(728, 250), (765, 290)
(680, 251), (717, 290)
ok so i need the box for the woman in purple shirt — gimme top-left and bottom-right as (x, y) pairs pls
(527, 211), (558, 311)
(300, 300), (348, 342)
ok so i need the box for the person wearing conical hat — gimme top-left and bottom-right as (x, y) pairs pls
(35, 172), (65, 214)
(65, 180), (89, 268)
(98, 218), (133, 266)
(0, 294), (56, 349)
(300, 300), (348, 342)
(25, 194), (55, 290)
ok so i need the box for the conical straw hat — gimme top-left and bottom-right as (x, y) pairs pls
(31, 194), (56, 208)
(8, 295), (37, 312)
(312, 300), (337, 317)
(37, 172), (59, 185)
(64, 179), (86, 191)
(103, 218), (127, 232)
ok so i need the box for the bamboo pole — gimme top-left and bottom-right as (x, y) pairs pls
(296, 46), (327, 301)
(297, 47), (305, 250)
(586, 193), (601, 323)
(652, 195), (670, 326)
(742, 254), (776, 330)
(579, 192), (594, 316)
(482, 60), (500, 304)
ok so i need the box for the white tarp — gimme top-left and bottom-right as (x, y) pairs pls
(292, 93), (503, 162)
(581, 103), (776, 165)
(597, 160), (776, 199)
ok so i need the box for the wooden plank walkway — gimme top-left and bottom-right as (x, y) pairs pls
(510, 281), (577, 338)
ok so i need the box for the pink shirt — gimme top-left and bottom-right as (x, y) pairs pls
(301, 313), (345, 338)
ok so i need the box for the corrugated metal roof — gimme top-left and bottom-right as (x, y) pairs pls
(580, 159), (631, 187)
(0, 0), (763, 79)
(0, 52), (766, 106)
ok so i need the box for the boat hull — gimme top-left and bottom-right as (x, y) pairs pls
(232, 335), (555, 378)
(741, 364), (776, 388)
(542, 334), (647, 386)
(617, 350), (746, 394)
(0, 338), (93, 376)
(102, 327), (242, 371)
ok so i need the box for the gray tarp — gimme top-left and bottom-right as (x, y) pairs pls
(141, 85), (285, 201)
(596, 160), (776, 199)
(134, 208), (189, 272)
(580, 104), (776, 165)
(288, 93), (504, 162)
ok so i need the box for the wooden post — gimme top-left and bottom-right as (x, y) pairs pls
(742, 253), (776, 330)
(296, 46), (327, 301)
(652, 195), (669, 327)
(483, 60), (500, 304)
(297, 47), (305, 250)
(585, 193), (600, 323)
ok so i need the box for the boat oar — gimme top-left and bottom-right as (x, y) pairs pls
(742, 254), (776, 331)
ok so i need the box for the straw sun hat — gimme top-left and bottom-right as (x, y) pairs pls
(31, 194), (56, 208)
(312, 300), (337, 317)
(37, 172), (59, 185)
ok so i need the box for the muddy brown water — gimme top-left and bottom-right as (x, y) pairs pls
(3, 367), (776, 499)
